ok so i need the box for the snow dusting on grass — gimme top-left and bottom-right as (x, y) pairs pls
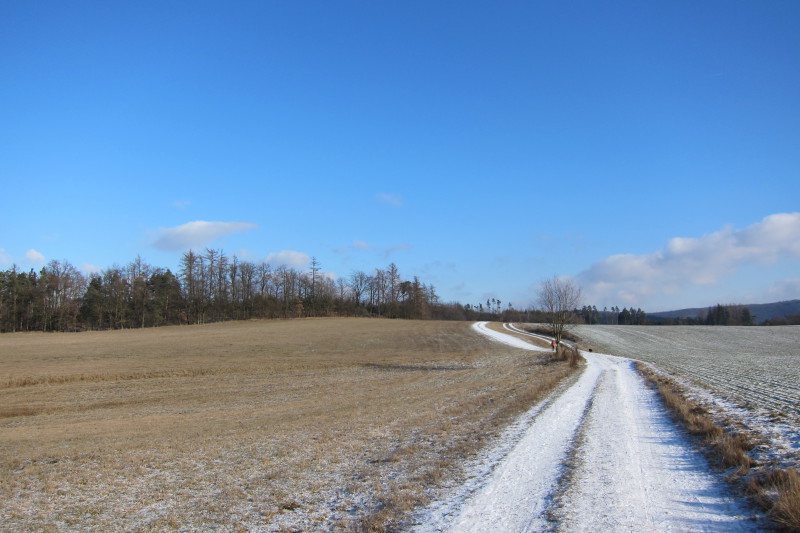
(574, 324), (800, 470)
(0, 319), (576, 531)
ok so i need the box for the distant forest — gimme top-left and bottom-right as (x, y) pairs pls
(577, 306), (649, 326)
(648, 300), (800, 326)
(580, 303), (800, 326)
(0, 249), (540, 333)
(2, 250), (796, 333)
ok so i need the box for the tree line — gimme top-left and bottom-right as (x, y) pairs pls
(652, 304), (756, 326)
(605, 303), (778, 326)
(580, 303), (765, 326)
(0, 249), (548, 333)
(0, 250), (489, 332)
(3, 255), (784, 334)
(577, 305), (649, 325)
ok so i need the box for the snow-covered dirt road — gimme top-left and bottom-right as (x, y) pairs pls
(412, 323), (764, 532)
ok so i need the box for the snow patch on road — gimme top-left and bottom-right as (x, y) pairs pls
(471, 321), (549, 352)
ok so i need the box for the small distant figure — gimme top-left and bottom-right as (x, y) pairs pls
(551, 340), (556, 351)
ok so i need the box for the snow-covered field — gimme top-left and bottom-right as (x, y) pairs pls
(573, 325), (800, 418)
(411, 323), (767, 532)
(573, 325), (800, 467)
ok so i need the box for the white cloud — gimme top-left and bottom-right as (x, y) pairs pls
(376, 193), (403, 207)
(265, 250), (310, 268)
(0, 248), (9, 265)
(25, 249), (45, 265)
(578, 212), (800, 308)
(319, 270), (338, 281)
(151, 221), (257, 251)
(234, 248), (257, 261)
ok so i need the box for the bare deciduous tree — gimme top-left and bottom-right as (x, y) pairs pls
(348, 270), (369, 308)
(537, 276), (582, 344)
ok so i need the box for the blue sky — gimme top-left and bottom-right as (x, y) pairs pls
(2, 1), (799, 312)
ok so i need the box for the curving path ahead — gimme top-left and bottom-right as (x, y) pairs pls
(412, 323), (765, 532)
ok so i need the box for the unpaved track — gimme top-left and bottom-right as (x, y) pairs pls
(413, 323), (764, 532)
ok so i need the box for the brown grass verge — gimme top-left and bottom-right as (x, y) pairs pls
(0, 318), (579, 532)
(636, 362), (799, 532)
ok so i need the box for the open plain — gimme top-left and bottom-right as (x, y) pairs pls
(0, 318), (570, 531)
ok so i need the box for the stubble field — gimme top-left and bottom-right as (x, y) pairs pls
(0, 318), (569, 531)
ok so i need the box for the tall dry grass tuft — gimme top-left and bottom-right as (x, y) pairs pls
(747, 468), (800, 532)
(636, 362), (799, 531)
(770, 468), (800, 532)
(552, 344), (581, 368)
(567, 345), (580, 368)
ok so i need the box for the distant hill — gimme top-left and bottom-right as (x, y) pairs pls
(648, 299), (800, 323)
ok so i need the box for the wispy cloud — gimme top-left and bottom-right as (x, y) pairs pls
(265, 250), (310, 268)
(25, 249), (45, 265)
(171, 199), (192, 209)
(334, 239), (372, 254)
(333, 239), (408, 258)
(82, 263), (103, 274)
(420, 260), (457, 275)
(383, 243), (411, 258)
(577, 212), (800, 307)
(0, 248), (9, 265)
(376, 193), (403, 207)
(766, 278), (800, 301)
(151, 221), (257, 251)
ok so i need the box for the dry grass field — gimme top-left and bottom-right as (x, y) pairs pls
(0, 318), (573, 532)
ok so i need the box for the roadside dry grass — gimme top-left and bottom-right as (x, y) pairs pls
(0, 318), (576, 531)
(636, 362), (800, 532)
(635, 363), (755, 472)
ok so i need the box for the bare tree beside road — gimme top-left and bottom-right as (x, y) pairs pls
(537, 276), (582, 345)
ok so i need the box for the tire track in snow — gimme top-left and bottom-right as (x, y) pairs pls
(553, 354), (760, 532)
(411, 323), (765, 532)
(472, 321), (550, 352)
